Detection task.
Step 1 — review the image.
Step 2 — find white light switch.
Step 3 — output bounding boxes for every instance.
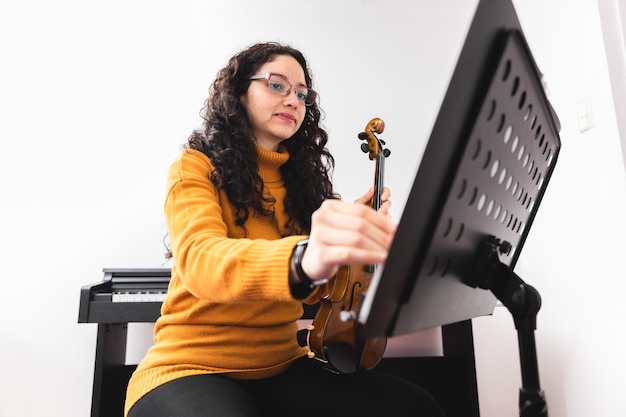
[577,97,595,133]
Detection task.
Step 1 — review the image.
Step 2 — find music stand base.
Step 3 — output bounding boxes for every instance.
[519,387,548,417]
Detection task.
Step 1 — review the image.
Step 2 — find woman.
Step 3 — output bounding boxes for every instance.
[125,41,445,417]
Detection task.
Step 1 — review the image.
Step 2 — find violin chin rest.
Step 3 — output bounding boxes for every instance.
[296,328,309,348]
[325,342,357,374]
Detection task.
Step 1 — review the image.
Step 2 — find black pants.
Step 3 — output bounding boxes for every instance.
[128,357,446,417]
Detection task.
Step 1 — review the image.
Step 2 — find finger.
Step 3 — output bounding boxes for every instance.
[353,187,374,205]
[378,199,392,216]
[380,187,391,202]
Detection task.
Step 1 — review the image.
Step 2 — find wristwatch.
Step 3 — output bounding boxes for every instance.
[293,238,329,289]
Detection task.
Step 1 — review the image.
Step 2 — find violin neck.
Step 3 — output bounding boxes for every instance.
[371,152,385,210]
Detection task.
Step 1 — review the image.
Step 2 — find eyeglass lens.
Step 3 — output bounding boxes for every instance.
[266,74,316,105]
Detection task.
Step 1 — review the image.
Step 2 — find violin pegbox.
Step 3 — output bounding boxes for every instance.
[358,117,390,160]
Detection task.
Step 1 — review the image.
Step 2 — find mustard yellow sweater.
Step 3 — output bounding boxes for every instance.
[124,146,321,416]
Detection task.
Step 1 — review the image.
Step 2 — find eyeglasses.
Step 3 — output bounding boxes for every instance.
[249,73,318,106]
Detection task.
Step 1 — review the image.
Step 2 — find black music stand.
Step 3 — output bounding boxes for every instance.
[357,0,561,416]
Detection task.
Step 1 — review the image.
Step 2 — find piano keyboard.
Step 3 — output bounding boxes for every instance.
[112,291,167,303]
[79,268,171,323]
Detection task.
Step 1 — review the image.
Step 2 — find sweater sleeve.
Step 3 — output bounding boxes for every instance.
[164,149,308,303]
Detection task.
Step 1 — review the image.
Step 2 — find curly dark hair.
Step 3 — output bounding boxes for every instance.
[186,41,339,236]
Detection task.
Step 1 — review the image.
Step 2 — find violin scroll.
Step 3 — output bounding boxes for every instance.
[358,117,391,161]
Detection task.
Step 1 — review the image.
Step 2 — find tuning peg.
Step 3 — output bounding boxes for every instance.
[383,149,391,157]
[360,143,370,153]
[357,132,368,140]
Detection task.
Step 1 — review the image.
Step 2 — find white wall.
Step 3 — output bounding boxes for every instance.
[1,1,624,416]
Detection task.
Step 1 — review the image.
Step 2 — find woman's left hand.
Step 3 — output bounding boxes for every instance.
[354,186,392,217]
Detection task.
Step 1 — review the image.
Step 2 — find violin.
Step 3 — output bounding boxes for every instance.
[300,117,391,374]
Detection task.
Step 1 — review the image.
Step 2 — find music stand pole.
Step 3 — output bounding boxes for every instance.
[469,237,548,417]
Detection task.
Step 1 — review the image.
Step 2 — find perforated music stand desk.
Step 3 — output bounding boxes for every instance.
[357,0,561,416]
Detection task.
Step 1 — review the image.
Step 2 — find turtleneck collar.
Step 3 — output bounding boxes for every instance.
[256,145,290,182]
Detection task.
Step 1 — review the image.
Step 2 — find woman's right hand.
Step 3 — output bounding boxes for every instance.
[300,199,397,283]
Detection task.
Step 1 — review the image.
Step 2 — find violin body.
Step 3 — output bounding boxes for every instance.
[301,118,391,374]
[308,264,387,373]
